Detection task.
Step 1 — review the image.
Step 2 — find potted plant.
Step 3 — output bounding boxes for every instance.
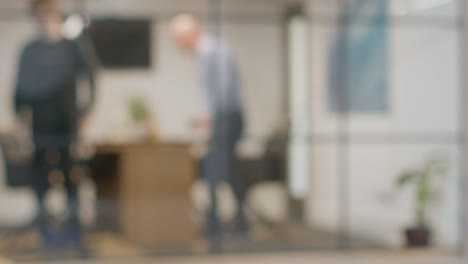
[127,96,158,142]
[395,154,448,247]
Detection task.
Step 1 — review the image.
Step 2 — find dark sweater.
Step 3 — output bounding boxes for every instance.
[14,37,96,146]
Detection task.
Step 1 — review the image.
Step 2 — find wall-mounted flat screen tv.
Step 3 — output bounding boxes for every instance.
[88,19,152,69]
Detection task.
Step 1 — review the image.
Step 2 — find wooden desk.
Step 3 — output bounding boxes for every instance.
[92,142,197,248]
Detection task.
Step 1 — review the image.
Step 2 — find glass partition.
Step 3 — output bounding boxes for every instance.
[0,0,464,261]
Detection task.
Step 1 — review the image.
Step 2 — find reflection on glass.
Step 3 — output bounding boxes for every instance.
[0,0,463,262]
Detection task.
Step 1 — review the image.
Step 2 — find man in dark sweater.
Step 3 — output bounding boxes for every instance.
[14,0,96,247]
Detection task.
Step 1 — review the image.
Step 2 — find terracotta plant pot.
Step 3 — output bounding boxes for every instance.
[405,228,430,247]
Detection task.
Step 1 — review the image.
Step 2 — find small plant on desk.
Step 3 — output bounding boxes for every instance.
[127,96,158,142]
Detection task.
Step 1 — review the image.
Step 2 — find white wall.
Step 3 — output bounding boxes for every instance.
[77,0,287,142]
[306,0,462,249]
[0,0,287,226]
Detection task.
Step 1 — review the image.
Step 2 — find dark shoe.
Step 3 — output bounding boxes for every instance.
[60,228,83,249]
[233,219,250,234]
[40,227,60,249]
[209,233,223,254]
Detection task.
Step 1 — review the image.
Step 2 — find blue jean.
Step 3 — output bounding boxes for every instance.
[34,144,82,247]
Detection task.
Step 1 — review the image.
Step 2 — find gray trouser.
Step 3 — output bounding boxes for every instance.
[204,111,248,237]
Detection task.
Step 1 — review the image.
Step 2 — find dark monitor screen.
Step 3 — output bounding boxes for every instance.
[88,19,152,69]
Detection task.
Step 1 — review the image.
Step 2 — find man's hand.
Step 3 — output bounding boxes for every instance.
[193,117,212,136]
[15,107,32,139]
[15,120,29,140]
[79,116,90,132]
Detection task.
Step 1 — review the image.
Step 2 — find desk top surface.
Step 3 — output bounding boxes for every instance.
[93,141,192,154]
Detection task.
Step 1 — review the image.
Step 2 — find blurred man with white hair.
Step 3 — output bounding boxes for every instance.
[170,14,248,246]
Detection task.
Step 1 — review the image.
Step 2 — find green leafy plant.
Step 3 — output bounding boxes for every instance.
[128,96,150,123]
[395,154,448,229]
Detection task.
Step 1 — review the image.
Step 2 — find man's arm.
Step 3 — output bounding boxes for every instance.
[14,48,27,116]
[197,41,240,129]
[74,33,99,117]
[199,52,218,120]
[207,45,241,114]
